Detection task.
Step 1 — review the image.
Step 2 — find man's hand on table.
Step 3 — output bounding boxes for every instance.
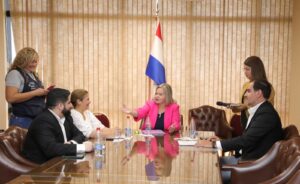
[84,141,94,152]
[196,135,220,148]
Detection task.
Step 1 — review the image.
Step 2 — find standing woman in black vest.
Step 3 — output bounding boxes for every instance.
[5,47,49,128]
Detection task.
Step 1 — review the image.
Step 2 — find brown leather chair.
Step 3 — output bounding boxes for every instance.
[94,112,110,128]
[283,124,299,140]
[229,114,243,137]
[0,126,38,183]
[222,136,300,184]
[287,170,300,184]
[188,105,232,139]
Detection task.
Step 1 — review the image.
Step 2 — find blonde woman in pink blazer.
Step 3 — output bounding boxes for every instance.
[122,83,180,134]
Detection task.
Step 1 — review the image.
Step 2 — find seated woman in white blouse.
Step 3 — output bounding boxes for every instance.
[70,89,112,139]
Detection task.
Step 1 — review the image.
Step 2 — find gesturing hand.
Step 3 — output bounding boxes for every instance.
[122,104,131,114]
[195,140,213,148]
[34,88,49,96]
[168,124,176,134]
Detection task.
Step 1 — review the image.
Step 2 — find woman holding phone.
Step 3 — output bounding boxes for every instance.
[5,47,51,128]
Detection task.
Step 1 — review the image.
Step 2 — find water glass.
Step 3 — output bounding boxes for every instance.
[115,128,121,138]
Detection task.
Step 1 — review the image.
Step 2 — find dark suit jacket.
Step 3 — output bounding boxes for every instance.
[221,101,283,160]
[22,110,86,164]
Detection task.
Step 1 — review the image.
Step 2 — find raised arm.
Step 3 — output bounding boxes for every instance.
[122,104,138,118]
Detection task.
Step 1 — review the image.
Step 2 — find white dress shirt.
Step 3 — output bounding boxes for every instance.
[215,100,265,150]
[71,109,105,138]
[245,101,265,129]
[48,109,85,153]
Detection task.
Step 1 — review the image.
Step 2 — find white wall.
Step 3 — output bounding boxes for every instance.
[0,0,8,129]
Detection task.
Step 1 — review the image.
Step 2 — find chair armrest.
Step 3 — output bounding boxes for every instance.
[222,164,239,171]
[260,159,300,184]
[237,160,254,165]
[1,139,39,167]
[222,158,276,173]
[222,162,274,184]
[15,156,39,167]
[222,160,258,171]
[0,150,36,183]
[221,143,281,184]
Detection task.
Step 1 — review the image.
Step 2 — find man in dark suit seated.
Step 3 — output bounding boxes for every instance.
[22,88,93,164]
[196,80,283,183]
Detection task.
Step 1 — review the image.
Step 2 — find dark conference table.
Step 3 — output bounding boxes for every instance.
[9,131,221,184]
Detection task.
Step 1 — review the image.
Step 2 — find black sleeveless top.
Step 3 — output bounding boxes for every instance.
[154,112,165,131]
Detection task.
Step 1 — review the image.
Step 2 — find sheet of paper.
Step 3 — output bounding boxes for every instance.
[177,140,197,146]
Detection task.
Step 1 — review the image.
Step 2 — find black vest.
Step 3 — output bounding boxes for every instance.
[11,68,46,118]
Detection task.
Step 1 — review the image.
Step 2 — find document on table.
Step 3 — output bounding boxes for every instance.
[141,129,165,136]
[175,137,198,146]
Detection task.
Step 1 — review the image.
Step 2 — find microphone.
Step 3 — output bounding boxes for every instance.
[216,101,231,107]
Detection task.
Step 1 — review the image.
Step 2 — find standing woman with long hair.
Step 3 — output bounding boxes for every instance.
[5,47,49,128]
[230,56,275,128]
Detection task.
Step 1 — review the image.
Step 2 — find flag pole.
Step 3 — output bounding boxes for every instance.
[156,0,159,17]
[147,76,151,101]
[147,0,160,100]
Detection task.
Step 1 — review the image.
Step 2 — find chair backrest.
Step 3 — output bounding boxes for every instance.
[260,137,300,184]
[188,105,232,139]
[229,114,243,137]
[283,124,299,140]
[0,126,37,183]
[2,126,28,154]
[94,113,110,128]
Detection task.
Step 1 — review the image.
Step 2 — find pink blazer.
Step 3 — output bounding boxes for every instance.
[134,100,181,131]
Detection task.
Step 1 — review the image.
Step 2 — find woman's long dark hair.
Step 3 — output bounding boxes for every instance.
[244,56,268,81]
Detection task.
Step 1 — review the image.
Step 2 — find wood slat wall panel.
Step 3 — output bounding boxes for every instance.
[9,0,292,128]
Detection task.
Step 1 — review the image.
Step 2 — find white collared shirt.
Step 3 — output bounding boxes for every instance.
[48,109,85,153]
[216,100,266,150]
[245,100,265,129]
[49,109,67,142]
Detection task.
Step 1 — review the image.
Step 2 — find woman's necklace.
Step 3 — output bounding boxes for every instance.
[158,105,165,118]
